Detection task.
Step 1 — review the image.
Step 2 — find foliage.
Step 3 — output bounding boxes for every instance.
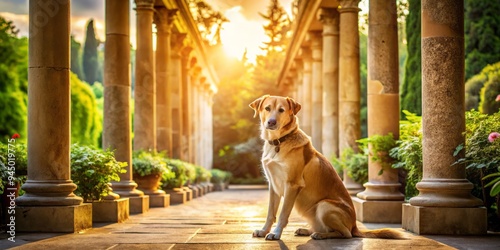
[163,158,188,189]
[479,74,500,114]
[132,151,174,180]
[71,35,85,80]
[195,165,212,183]
[259,0,290,53]
[390,110,423,200]
[70,72,102,146]
[70,144,126,202]
[400,0,422,116]
[454,110,500,231]
[82,19,99,85]
[210,168,232,184]
[358,133,397,174]
[0,141,28,194]
[483,169,500,197]
[214,138,263,179]
[359,32,368,138]
[465,62,500,112]
[0,16,28,140]
[187,0,228,45]
[465,0,500,80]
[331,147,368,185]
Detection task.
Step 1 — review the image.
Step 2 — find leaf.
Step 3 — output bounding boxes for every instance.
[484,176,500,188]
[453,144,464,156]
[490,181,500,197]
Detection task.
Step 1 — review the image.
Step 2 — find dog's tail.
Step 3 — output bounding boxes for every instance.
[352,227,406,239]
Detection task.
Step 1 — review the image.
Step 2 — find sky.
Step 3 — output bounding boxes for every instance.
[0,0,293,62]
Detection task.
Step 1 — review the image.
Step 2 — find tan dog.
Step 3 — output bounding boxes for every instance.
[249,95,403,240]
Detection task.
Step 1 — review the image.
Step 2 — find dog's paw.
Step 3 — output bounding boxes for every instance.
[265,232,281,240]
[310,232,326,240]
[295,228,311,236]
[252,229,268,237]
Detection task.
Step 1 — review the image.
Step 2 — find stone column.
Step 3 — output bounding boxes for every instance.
[338,0,364,195]
[294,60,303,124]
[15,0,92,232]
[310,31,323,152]
[319,8,340,160]
[189,65,201,164]
[300,49,312,136]
[170,33,186,159]
[103,0,148,215]
[155,7,176,156]
[353,0,404,223]
[402,0,486,235]
[181,47,193,162]
[134,0,156,152]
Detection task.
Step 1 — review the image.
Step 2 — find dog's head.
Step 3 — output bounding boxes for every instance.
[249,95,301,131]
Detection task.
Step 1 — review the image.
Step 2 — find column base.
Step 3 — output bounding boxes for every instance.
[352,197,402,223]
[196,184,205,196]
[149,194,170,207]
[182,187,193,201]
[189,185,200,198]
[402,203,487,235]
[15,204,92,233]
[129,195,150,214]
[213,183,225,191]
[92,198,129,223]
[165,189,186,205]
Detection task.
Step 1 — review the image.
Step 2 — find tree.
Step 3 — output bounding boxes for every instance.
[465,0,500,80]
[71,35,85,80]
[82,19,99,85]
[70,72,102,147]
[400,0,421,116]
[187,0,228,45]
[0,16,28,140]
[259,0,290,53]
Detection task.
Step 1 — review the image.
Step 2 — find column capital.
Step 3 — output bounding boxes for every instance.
[135,0,154,10]
[171,32,187,54]
[154,7,177,33]
[339,0,360,13]
[318,7,340,26]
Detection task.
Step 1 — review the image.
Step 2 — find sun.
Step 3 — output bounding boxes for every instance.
[219,6,266,63]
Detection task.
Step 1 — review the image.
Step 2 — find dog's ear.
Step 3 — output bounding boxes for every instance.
[249,95,269,118]
[286,97,301,115]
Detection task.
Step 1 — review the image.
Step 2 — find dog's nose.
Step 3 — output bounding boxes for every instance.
[267,119,277,127]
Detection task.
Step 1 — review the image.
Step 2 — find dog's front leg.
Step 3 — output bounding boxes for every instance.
[253,185,280,237]
[265,183,301,240]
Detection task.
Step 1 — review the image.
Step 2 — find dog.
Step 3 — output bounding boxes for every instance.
[249,95,403,240]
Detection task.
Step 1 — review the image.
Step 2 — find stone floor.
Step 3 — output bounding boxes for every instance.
[1,185,499,250]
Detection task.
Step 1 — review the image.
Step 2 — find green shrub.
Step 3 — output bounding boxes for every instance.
[210,168,232,184]
[70,144,126,202]
[390,110,423,200]
[195,165,212,184]
[357,133,397,175]
[479,74,500,115]
[132,151,174,179]
[163,159,188,189]
[332,146,368,185]
[0,141,27,194]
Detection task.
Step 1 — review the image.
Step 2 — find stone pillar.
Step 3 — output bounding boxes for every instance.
[134,0,156,152]
[155,7,176,156]
[319,8,340,160]
[300,49,312,136]
[189,65,201,164]
[103,0,147,215]
[294,60,304,124]
[310,31,323,152]
[338,0,364,195]
[15,0,92,232]
[353,0,404,223]
[181,47,193,162]
[402,0,486,235]
[170,33,186,159]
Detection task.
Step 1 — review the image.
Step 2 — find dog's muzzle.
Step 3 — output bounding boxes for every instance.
[266,118,278,130]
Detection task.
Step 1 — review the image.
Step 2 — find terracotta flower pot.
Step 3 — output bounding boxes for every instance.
[133,174,165,195]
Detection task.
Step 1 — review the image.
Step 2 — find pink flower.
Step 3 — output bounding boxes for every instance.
[488,132,500,143]
[496,95,500,102]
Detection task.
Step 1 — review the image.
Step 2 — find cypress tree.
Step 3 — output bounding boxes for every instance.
[71,35,85,80]
[465,0,500,80]
[82,19,98,85]
[400,0,421,116]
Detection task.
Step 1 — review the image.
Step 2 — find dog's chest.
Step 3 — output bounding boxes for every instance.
[262,150,289,197]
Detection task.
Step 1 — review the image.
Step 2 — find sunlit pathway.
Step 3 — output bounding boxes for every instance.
[1,186,499,249]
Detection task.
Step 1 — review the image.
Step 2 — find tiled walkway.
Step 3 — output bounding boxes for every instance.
[1,185,499,249]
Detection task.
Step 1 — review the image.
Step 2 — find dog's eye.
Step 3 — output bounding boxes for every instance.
[265,106,271,111]
[278,108,285,113]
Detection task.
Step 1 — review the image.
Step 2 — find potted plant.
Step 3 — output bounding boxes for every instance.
[132,151,174,196]
[70,144,126,202]
[210,168,231,191]
[162,158,188,204]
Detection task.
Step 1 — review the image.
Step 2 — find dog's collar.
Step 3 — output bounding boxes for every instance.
[268,129,296,153]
